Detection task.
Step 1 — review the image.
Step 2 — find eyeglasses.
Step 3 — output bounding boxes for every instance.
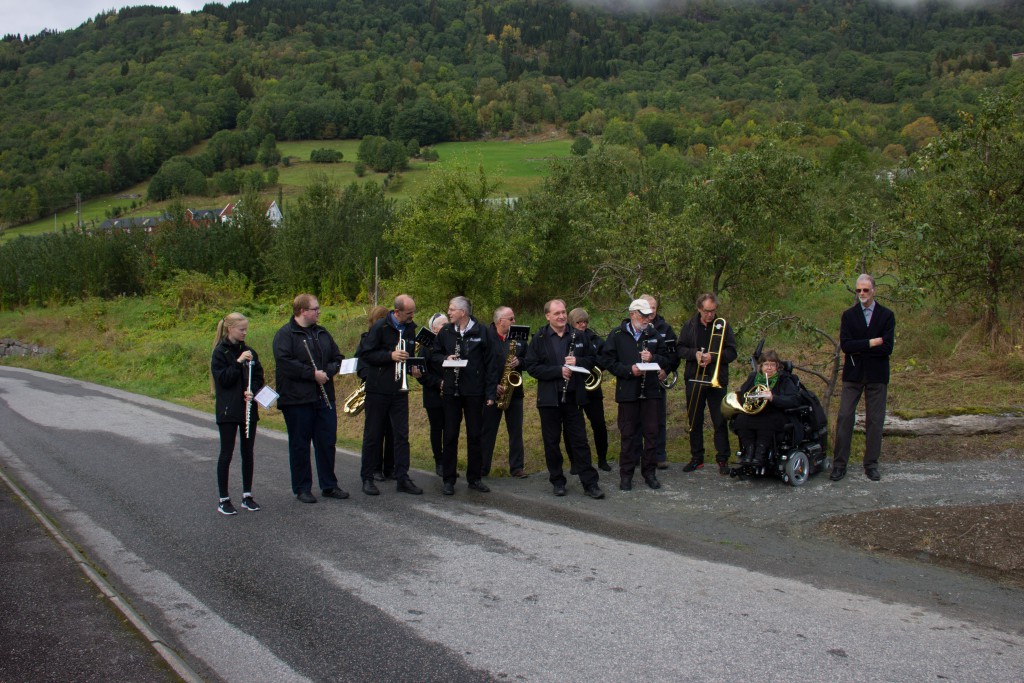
[855,288,872,294]
[500,317,515,322]
[306,306,321,312]
[700,308,717,315]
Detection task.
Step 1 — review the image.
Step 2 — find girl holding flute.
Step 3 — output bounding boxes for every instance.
[211,312,265,515]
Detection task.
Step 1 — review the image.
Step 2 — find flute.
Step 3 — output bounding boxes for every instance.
[302,338,334,410]
[245,359,253,438]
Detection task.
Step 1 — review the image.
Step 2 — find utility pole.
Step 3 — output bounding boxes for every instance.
[75,193,82,229]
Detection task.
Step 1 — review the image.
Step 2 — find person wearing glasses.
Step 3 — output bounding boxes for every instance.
[732,349,801,467]
[273,294,348,504]
[481,306,528,478]
[567,308,610,472]
[830,274,895,482]
[676,292,738,475]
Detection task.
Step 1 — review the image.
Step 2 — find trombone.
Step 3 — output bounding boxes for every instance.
[686,317,726,432]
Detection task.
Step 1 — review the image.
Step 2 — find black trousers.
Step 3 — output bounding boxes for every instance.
[617,399,660,477]
[539,403,598,488]
[685,382,731,463]
[580,388,609,462]
[217,422,255,498]
[442,394,484,484]
[734,410,786,450]
[360,392,411,483]
[481,393,525,475]
[281,402,338,495]
[833,381,888,471]
[370,420,395,477]
[425,405,445,466]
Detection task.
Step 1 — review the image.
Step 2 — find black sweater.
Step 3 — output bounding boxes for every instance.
[211,340,265,424]
[523,324,594,407]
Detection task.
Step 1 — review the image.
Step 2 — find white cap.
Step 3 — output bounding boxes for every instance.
[628,299,653,315]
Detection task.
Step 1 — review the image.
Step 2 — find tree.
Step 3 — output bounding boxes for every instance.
[894,83,1024,335]
[257,134,281,167]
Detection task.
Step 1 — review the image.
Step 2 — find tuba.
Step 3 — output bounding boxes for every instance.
[496,340,523,411]
[343,381,366,415]
[721,383,770,419]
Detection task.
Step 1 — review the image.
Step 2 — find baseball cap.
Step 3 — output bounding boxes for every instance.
[628,299,653,315]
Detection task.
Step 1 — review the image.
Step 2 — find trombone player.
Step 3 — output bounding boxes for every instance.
[355,294,424,496]
[677,292,737,475]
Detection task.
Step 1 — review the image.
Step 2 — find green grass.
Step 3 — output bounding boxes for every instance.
[2,137,572,242]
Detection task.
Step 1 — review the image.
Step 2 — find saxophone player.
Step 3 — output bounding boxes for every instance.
[354,294,424,496]
[481,307,528,478]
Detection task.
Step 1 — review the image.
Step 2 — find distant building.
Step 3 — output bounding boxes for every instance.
[96,216,160,232]
[1013,52,1024,62]
[219,199,283,227]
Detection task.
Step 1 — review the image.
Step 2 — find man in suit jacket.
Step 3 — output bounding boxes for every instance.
[830,274,896,482]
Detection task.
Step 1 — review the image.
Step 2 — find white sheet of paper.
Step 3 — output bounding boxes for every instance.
[443,359,469,368]
[254,385,279,409]
[636,362,662,372]
[339,358,359,375]
[565,365,591,374]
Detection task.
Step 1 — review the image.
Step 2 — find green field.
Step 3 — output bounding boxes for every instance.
[2,137,572,243]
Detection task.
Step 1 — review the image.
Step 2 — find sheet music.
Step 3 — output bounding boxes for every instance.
[442,359,469,368]
[636,362,662,372]
[565,365,592,374]
[339,358,359,375]
[254,385,279,409]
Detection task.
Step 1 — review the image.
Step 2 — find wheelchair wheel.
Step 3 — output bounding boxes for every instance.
[785,451,810,487]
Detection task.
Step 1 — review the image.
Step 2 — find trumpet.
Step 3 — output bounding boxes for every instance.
[395,338,409,392]
[343,381,366,415]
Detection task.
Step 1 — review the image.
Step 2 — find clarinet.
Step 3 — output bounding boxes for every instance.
[638,338,650,400]
[302,338,334,411]
[561,329,577,404]
[453,337,462,398]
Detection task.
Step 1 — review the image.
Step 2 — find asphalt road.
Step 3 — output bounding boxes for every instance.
[1,365,1022,682]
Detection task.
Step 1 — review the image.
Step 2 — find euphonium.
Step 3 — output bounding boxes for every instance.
[495,340,523,411]
[343,381,366,415]
[721,383,770,419]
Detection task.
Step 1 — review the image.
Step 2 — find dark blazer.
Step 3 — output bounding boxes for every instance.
[272,318,343,407]
[839,302,895,384]
[524,324,594,407]
[601,320,672,403]
[356,314,418,395]
[211,340,265,424]
[677,313,738,388]
[735,369,802,413]
[429,317,498,400]
[487,323,527,400]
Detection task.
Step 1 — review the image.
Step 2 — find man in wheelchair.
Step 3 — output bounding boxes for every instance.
[724,349,830,486]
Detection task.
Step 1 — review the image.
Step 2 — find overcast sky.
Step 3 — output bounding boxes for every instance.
[1,1,238,38]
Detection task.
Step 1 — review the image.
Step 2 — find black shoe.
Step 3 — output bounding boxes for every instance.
[296,491,317,504]
[553,484,567,496]
[467,480,490,493]
[218,499,238,515]
[619,475,633,491]
[752,444,769,467]
[372,471,386,482]
[397,478,423,495]
[597,461,612,472]
[717,461,730,475]
[682,460,704,473]
[442,481,455,496]
[865,467,881,481]
[829,467,847,482]
[510,469,529,478]
[361,480,380,496]
[322,487,350,500]
[643,474,661,490]
[240,495,261,511]
[656,461,669,470]
[584,484,605,499]
[740,444,755,464]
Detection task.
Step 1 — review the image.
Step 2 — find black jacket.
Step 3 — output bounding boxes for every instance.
[677,313,738,388]
[601,319,672,402]
[415,336,444,409]
[356,314,418,395]
[524,324,594,407]
[272,318,343,407]
[735,369,802,413]
[840,302,895,384]
[648,314,681,373]
[211,340,265,424]
[488,323,527,400]
[429,317,498,400]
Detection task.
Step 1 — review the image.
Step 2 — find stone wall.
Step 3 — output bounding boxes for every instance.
[0,339,52,357]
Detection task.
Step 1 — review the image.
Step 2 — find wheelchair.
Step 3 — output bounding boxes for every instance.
[726,367,831,486]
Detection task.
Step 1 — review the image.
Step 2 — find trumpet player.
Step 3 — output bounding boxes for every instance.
[601,299,669,491]
[481,306,528,478]
[273,294,347,504]
[733,349,801,467]
[429,296,498,495]
[524,299,604,499]
[677,292,738,475]
[355,294,424,496]
[640,294,679,471]
[567,308,610,472]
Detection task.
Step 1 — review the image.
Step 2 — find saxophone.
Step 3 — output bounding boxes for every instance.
[495,340,523,411]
